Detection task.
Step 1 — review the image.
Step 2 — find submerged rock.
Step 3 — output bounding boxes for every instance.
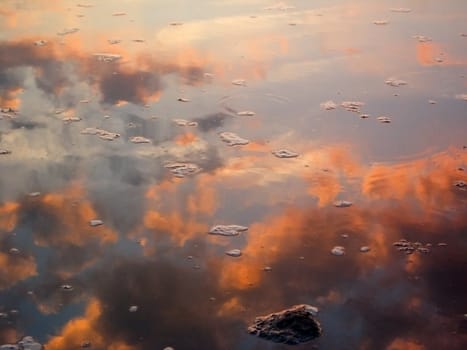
[248,304,322,345]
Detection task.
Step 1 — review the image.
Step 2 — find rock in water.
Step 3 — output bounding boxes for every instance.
[248,304,322,345]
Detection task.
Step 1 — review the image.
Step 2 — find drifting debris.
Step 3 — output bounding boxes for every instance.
[81,127,120,141]
[93,53,122,62]
[209,225,248,236]
[390,8,411,13]
[455,94,467,101]
[132,39,145,43]
[264,2,296,11]
[165,162,201,178]
[112,12,126,16]
[320,100,337,110]
[232,79,247,86]
[177,97,190,102]
[225,249,242,257]
[272,149,299,158]
[373,20,389,25]
[60,284,74,292]
[413,35,432,42]
[62,115,81,123]
[333,200,352,208]
[248,304,322,345]
[360,246,371,253]
[331,246,345,256]
[385,78,408,87]
[219,132,249,146]
[236,111,256,116]
[34,40,47,46]
[108,39,121,45]
[129,305,138,312]
[57,28,79,36]
[173,119,198,127]
[129,136,151,144]
[393,239,432,255]
[377,116,392,123]
[341,101,365,113]
[89,219,104,227]
[0,149,11,155]
[454,180,466,189]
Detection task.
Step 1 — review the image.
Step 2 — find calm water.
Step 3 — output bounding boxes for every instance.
[1,1,467,349]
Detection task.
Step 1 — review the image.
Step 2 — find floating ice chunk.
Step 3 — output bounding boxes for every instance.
[219,132,249,146]
[108,39,121,45]
[164,162,201,178]
[93,53,121,62]
[385,78,408,87]
[232,79,247,86]
[173,119,198,127]
[272,149,299,158]
[225,249,242,257]
[89,219,103,227]
[264,2,295,10]
[331,246,345,256]
[60,284,73,291]
[81,127,120,140]
[334,200,352,208]
[112,12,126,16]
[320,100,337,110]
[34,40,47,46]
[377,116,392,123]
[209,225,248,236]
[0,149,11,155]
[413,35,432,42]
[390,8,411,13]
[129,305,138,312]
[129,136,151,144]
[237,111,256,116]
[455,94,467,101]
[57,28,79,35]
[248,304,322,345]
[373,20,389,25]
[341,101,365,113]
[177,97,190,102]
[454,180,466,188]
[360,246,371,253]
[62,115,81,122]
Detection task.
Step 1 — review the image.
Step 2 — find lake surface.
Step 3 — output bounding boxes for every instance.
[1,1,467,349]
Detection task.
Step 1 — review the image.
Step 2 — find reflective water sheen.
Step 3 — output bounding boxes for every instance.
[1,1,467,349]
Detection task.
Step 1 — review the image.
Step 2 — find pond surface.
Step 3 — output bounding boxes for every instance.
[1,1,467,349]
